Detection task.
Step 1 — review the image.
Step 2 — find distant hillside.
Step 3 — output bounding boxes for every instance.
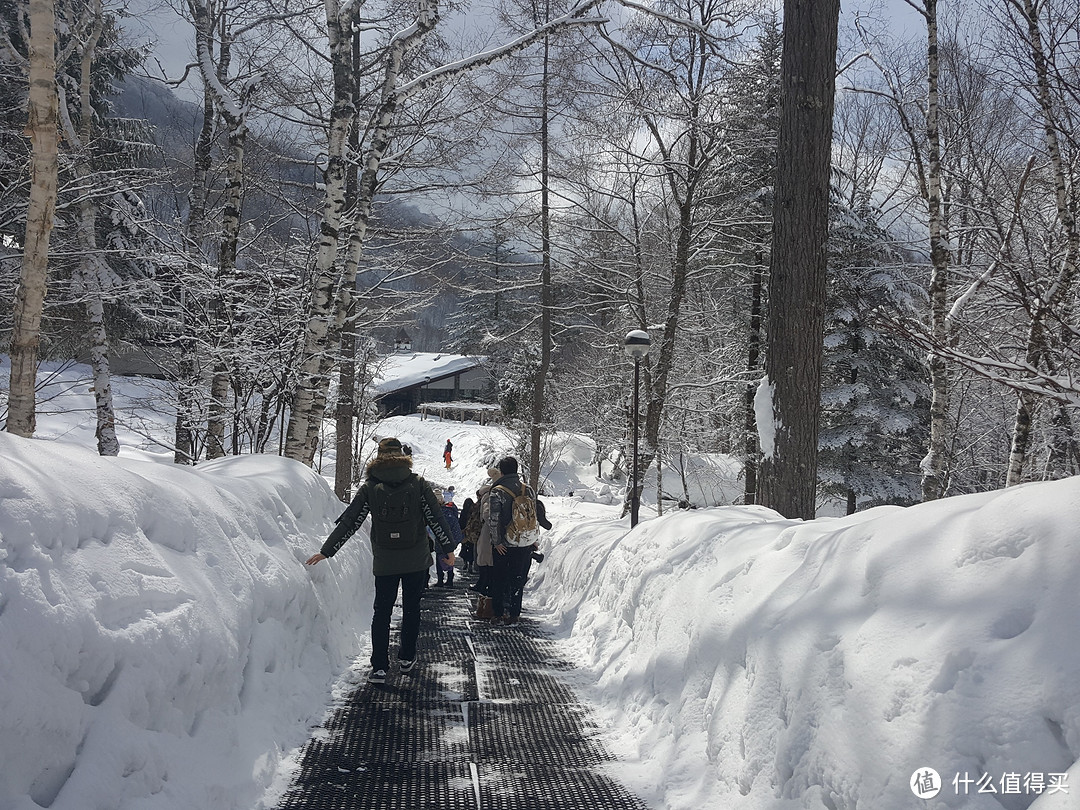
[106,76,494,352]
[108,75,202,161]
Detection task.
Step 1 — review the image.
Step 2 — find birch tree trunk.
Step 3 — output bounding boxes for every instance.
[298,0,442,463]
[758,0,841,519]
[174,84,216,464]
[334,28,362,501]
[7,0,58,438]
[205,363,231,458]
[190,0,250,460]
[205,124,247,459]
[62,0,118,455]
[334,301,356,499]
[654,448,663,516]
[742,254,763,504]
[1004,0,1079,486]
[283,0,359,464]
[920,0,951,501]
[286,0,604,465]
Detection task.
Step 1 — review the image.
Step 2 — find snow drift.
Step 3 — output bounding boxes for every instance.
[0,432,368,810]
[3,391,1080,810]
[531,485,1080,810]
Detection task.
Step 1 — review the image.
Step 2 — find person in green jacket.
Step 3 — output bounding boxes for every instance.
[306,437,455,683]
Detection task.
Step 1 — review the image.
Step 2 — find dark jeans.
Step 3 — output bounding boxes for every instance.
[475,564,494,595]
[491,546,533,618]
[371,569,428,670]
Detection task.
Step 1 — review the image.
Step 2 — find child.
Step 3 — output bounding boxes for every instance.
[458,496,477,573]
[436,489,463,587]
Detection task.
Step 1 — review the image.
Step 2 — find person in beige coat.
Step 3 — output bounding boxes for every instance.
[471,468,499,618]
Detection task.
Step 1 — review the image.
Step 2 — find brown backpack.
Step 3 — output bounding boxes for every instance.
[494,485,541,547]
[463,504,483,544]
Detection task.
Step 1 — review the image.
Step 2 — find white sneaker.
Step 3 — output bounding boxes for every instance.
[369,669,387,684]
[399,659,415,673]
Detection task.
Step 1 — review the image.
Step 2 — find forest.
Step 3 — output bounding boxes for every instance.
[1,0,1078,517]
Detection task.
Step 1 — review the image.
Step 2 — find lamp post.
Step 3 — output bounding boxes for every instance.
[624,329,651,527]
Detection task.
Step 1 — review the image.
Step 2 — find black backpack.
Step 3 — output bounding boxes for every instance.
[370,477,420,549]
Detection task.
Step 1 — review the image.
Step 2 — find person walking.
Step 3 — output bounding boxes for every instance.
[306,437,455,683]
[436,489,463,587]
[487,456,541,625]
[470,469,500,618]
[443,439,453,470]
[458,496,477,572]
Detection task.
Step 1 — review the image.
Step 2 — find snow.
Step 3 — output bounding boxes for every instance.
[372,351,482,394]
[754,374,777,459]
[2,360,1079,810]
[530,495,1080,809]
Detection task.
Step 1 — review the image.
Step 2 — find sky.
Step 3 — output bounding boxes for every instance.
[122,0,929,103]
[2,359,1080,810]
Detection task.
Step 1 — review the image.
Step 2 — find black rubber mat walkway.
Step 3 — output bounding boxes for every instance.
[276,571,649,810]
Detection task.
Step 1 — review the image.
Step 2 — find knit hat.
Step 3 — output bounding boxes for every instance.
[378,437,404,456]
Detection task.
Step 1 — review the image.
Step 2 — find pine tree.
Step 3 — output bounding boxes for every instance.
[818,203,928,513]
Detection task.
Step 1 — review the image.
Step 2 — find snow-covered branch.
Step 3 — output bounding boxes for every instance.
[611,0,723,36]
[883,313,1080,404]
[945,153,1036,332]
[395,0,608,99]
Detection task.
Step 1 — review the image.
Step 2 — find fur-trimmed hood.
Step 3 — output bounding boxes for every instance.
[365,453,414,484]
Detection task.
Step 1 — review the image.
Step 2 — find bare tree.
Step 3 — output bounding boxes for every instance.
[1000,0,1079,486]
[6,0,58,437]
[57,0,119,454]
[285,0,605,466]
[853,2,1080,492]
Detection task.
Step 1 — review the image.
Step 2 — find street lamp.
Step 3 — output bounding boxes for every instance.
[624,329,651,527]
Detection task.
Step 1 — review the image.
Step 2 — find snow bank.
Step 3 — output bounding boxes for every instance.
[531,482,1080,810]
[6,365,1080,810]
[0,432,370,810]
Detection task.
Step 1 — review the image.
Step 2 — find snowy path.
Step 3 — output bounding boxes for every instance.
[274,572,649,809]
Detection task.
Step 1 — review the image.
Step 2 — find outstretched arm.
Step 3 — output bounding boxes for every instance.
[307,486,371,564]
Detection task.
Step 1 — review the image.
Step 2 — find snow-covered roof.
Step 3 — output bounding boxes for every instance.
[372,351,484,395]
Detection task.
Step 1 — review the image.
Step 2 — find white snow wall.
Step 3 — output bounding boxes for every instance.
[531,490,1080,810]
[0,433,371,810]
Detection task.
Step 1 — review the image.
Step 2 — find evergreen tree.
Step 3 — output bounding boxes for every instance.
[818,203,929,512]
[445,225,519,356]
[1,0,154,350]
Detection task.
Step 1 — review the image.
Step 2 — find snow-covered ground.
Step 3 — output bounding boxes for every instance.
[2,361,1079,810]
